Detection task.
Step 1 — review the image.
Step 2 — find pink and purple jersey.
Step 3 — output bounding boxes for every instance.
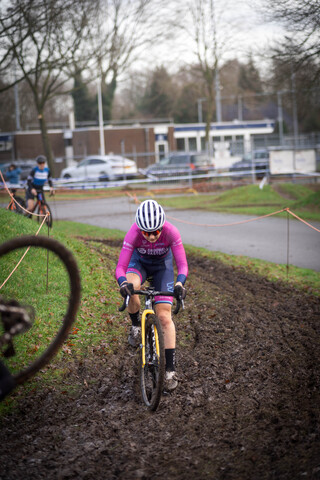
[115,221,188,286]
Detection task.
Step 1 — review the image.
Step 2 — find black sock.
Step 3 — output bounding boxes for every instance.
[165,348,176,372]
[129,311,140,327]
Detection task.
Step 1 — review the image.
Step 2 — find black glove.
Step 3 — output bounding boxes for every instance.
[120,281,134,298]
[174,284,186,300]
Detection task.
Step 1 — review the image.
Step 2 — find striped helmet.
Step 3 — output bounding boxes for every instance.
[135,200,166,232]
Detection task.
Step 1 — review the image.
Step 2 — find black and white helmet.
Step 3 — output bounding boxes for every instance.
[135,200,166,232]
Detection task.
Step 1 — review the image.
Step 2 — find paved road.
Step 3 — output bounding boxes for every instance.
[51,197,320,271]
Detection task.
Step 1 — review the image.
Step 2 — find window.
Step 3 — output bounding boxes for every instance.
[169,155,188,165]
[176,138,185,151]
[88,159,106,165]
[78,159,90,167]
[188,137,197,151]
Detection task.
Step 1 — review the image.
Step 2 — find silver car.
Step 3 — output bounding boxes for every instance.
[61,155,137,181]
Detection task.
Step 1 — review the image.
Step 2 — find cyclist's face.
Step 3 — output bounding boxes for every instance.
[141,230,162,243]
[38,162,45,170]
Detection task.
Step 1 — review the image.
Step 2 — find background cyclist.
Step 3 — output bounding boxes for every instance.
[26,155,54,212]
[115,199,188,392]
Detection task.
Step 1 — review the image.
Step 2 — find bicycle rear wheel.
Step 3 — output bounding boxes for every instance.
[9,196,26,215]
[140,313,165,411]
[0,235,81,384]
[37,202,52,228]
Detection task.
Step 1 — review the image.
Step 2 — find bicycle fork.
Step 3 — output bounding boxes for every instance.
[141,309,160,367]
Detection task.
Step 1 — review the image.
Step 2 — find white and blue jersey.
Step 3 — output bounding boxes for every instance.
[27,166,53,190]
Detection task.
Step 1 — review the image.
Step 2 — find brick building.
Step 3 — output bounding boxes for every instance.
[0,120,274,177]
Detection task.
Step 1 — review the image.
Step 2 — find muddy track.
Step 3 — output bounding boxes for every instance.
[1,247,320,480]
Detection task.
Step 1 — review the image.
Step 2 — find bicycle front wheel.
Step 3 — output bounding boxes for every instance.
[0,235,81,384]
[140,314,165,411]
[37,202,52,228]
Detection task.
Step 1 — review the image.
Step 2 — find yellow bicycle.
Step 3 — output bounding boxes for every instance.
[119,286,183,411]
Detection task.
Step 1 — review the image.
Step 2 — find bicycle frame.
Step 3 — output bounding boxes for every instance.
[119,287,183,410]
[120,288,183,365]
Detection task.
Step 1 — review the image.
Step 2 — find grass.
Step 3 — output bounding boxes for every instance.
[155,183,320,222]
[0,184,319,413]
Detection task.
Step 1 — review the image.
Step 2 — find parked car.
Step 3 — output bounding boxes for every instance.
[229,149,269,179]
[144,152,215,178]
[0,160,37,182]
[60,155,138,181]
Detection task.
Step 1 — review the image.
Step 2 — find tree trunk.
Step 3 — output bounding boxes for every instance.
[37,113,55,174]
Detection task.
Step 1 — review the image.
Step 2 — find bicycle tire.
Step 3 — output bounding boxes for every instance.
[140,313,165,411]
[0,235,81,384]
[8,196,26,215]
[37,202,52,228]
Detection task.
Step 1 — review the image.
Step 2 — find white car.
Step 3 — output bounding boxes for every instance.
[61,155,137,181]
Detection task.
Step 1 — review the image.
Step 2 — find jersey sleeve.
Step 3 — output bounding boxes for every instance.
[115,225,138,286]
[167,223,188,285]
[27,168,35,189]
[47,169,53,187]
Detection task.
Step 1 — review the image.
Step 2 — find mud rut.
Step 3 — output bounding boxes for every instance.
[1,245,320,480]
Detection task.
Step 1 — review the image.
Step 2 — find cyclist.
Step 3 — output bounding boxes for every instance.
[115,199,188,392]
[26,155,54,212]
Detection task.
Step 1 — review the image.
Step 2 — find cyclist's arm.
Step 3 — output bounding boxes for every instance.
[168,226,188,285]
[115,225,138,285]
[27,168,35,190]
[47,169,53,188]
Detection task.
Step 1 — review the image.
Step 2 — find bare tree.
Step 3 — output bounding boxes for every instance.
[174,0,243,145]
[262,0,320,84]
[0,0,95,170]
[77,0,167,122]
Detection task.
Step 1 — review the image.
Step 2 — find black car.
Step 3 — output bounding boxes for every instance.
[144,152,215,178]
[229,149,269,179]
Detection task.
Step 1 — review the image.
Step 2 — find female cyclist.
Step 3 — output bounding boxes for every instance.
[115,199,188,391]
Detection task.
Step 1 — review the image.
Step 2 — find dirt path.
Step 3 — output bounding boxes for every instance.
[1,251,320,480]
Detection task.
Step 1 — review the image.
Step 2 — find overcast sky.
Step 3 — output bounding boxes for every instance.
[138,0,284,76]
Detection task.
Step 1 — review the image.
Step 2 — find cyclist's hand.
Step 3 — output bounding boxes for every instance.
[31,188,37,196]
[174,283,186,300]
[49,188,55,196]
[120,281,134,298]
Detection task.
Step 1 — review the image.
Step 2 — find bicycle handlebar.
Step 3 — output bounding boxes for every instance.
[118,289,184,315]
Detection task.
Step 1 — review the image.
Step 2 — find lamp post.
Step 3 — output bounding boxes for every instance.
[277,91,284,146]
[97,78,105,155]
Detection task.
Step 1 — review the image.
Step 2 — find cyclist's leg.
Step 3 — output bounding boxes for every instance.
[26,188,35,214]
[126,251,147,316]
[155,303,175,349]
[152,258,178,390]
[126,272,142,314]
[152,255,175,349]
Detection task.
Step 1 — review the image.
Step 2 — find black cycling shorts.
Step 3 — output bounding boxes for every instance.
[127,250,174,305]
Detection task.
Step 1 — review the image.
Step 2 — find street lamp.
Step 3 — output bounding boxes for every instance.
[97,78,105,155]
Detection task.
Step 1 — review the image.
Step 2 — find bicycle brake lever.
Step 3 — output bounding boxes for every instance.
[118,294,131,312]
